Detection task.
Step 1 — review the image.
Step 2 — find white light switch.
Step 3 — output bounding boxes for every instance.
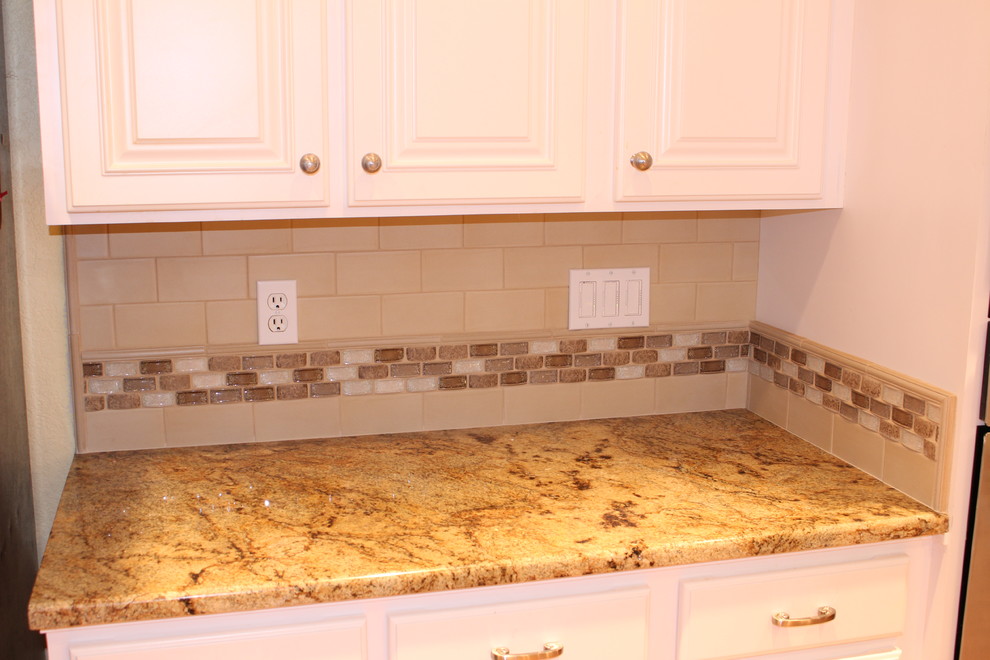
[568,268,650,330]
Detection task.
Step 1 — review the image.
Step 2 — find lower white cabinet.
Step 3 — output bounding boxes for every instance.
[41,539,935,660]
[388,588,648,660]
[677,555,909,660]
[54,617,366,660]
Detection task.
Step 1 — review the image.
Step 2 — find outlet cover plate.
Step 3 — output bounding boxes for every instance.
[568,268,650,330]
[257,280,298,345]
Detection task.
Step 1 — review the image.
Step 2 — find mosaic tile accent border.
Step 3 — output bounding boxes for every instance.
[81,329,752,414]
[749,324,943,461]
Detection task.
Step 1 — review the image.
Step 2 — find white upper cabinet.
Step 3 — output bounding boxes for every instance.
[53,0,328,213]
[616,0,839,204]
[346,0,589,206]
[34,0,852,224]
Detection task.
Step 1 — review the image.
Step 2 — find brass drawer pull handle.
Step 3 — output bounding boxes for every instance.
[491,642,563,659]
[772,605,836,627]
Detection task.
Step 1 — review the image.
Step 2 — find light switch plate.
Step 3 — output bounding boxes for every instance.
[568,268,650,330]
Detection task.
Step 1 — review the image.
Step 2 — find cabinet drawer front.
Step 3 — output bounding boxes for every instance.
[389,587,649,660]
[66,617,366,660]
[677,555,909,660]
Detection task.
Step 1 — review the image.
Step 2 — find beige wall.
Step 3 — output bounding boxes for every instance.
[757,2,990,658]
[4,0,75,559]
[68,212,759,353]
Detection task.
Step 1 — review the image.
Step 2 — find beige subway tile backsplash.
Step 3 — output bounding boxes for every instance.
[77,259,158,305]
[422,248,503,292]
[545,213,622,245]
[291,218,380,253]
[380,216,463,250]
[582,244,659,277]
[463,214,545,247]
[202,220,293,255]
[465,290,545,332]
[621,212,698,244]
[157,256,247,302]
[696,211,761,242]
[504,246,582,289]
[109,222,203,258]
[660,243,734,282]
[115,303,207,349]
[248,253,336,297]
[299,296,382,341]
[337,251,421,295]
[382,292,465,336]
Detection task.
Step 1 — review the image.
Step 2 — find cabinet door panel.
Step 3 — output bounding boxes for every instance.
[58,0,327,211]
[617,0,832,201]
[388,587,648,660]
[65,617,366,660]
[348,0,588,205]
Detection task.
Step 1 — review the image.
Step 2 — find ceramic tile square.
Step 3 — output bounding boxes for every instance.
[696,282,757,322]
[248,253,336,297]
[544,213,622,245]
[660,243,733,282]
[422,248,503,292]
[382,292,465,336]
[157,256,247,302]
[340,392,424,436]
[655,373,727,414]
[253,398,341,443]
[582,245,659,278]
[163,403,256,447]
[114,303,207,349]
[696,211,761,242]
[465,290,545,332]
[463,214,545,247]
[202,220,292,255]
[299,296,382,341]
[503,246,582,288]
[69,226,110,259]
[83,408,166,452]
[336,251,421,295]
[108,223,203,258]
[380,216,463,250]
[206,301,257,346]
[79,306,115,351]
[423,389,504,431]
[620,212,697,244]
[291,218,380,252]
[650,284,697,324]
[77,259,158,305]
[503,383,581,424]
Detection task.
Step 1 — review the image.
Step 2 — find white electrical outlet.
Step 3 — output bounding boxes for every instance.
[568,268,650,330]
[257,280,298,345]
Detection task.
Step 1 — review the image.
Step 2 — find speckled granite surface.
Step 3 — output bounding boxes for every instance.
[28,410,947,630]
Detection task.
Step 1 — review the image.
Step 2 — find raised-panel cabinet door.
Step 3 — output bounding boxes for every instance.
[57,0,328,211]
[617,0,833,202]
[347,0,588,206]
[61,618,366,660]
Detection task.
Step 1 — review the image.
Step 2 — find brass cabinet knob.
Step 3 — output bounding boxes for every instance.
[630,151,653,171]
[299,153,321,174]
[361,153,383,174]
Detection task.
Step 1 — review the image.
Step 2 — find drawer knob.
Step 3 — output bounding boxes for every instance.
[299,153,321,174]
[491,642,563,660]
[772,605,836,627]
[361,152,383,174]
[629,151,653,171]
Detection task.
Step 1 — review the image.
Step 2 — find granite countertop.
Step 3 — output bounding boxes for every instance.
[28,410,948,631]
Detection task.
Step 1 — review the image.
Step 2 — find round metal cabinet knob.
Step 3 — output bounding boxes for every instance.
[299,153,321,174]
[361,152,383,174]
[630,151,653,171]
